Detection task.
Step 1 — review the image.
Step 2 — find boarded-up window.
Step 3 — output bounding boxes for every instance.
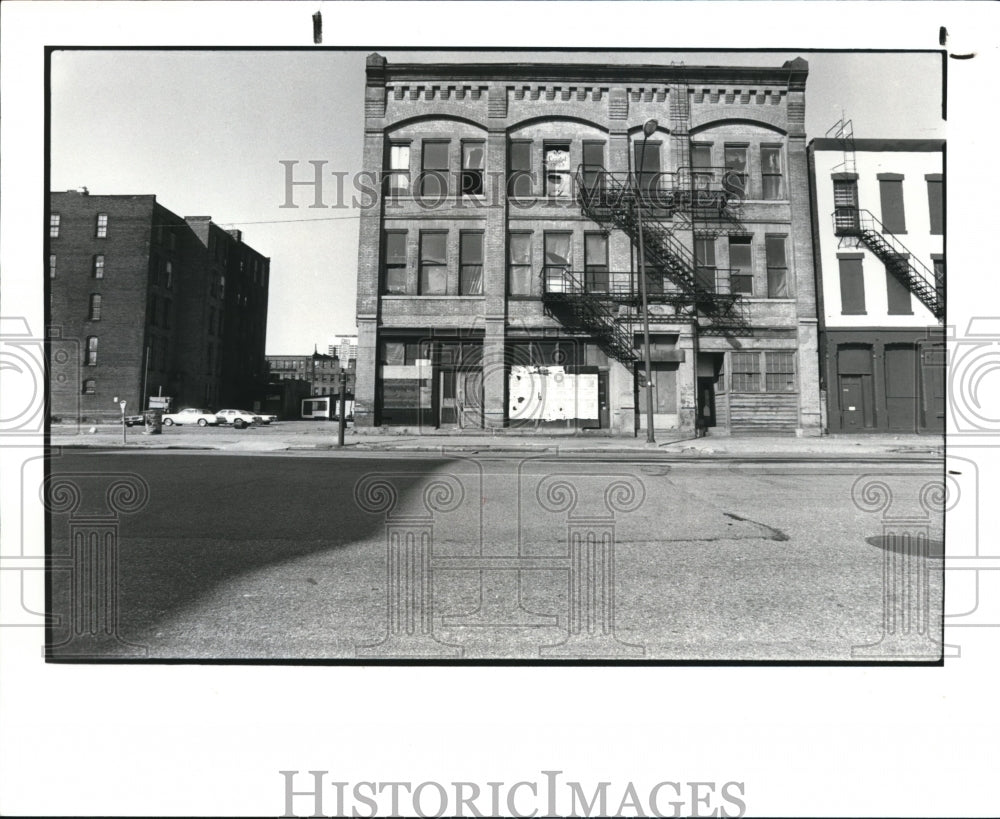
[926,175,943,235]
[508,234,532,296]
[878,176,906,233]
[766,235,789,298]
[839,256,866,314]
[419,232,448,295]
[460,232,483,295]
[885,266,913,315]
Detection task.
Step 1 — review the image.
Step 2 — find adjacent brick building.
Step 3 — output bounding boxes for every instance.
[265,350,356,399]
[354,54,822,435]
[48,191,270,422]
[808,137,945,433]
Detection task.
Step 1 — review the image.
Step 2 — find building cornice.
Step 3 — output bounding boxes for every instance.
[810,138,945,152]
[367,54,808,89]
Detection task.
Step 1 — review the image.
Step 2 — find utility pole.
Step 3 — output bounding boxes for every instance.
[636,118,659,444]
[337,370,347,448]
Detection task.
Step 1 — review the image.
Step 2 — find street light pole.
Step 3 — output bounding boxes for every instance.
[635,118,658,444]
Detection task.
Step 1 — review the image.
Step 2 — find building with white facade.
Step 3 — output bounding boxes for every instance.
[808,137,944,433]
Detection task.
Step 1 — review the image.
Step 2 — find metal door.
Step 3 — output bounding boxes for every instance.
[598,371,610,429]
[840,375,867,431]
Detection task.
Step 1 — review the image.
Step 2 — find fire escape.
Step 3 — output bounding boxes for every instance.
[833,208,944,320]
[541,80,751,369]
[826,116,944,320]
[541,160,751,368]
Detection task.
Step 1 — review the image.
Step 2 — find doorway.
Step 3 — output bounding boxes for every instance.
[439,370,458,427]
[839,375,871,431]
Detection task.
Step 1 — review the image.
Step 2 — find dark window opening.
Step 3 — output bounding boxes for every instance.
[419,232,448,295]
[460,232,484,295]
[765,235,789,298]
[461,143,485,196]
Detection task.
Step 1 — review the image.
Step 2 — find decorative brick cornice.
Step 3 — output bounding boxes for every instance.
[380,57,809,89]
[693,88,786,105]
[608,88,628,121]
[488,85,507,118]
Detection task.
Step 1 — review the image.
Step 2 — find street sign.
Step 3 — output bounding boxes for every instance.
[148,396,171,409]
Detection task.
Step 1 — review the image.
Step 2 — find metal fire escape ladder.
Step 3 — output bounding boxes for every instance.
[833,208,944,320]
[576,165,752,335]
[541,267,638,365]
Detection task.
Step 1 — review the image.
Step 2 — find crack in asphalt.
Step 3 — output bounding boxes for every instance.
[723,511,791,542]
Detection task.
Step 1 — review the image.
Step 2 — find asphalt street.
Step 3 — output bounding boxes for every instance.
[45,450,945,661]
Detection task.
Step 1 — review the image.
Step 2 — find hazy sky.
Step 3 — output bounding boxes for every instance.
[50,49,944,354]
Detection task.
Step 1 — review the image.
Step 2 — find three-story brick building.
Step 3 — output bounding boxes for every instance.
[355,54,822,435]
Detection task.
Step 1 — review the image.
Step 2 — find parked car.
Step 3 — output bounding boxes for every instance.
[215,409,263,429]
[124,414,145,427]
[161,407,220,426]
[258,413,278,424]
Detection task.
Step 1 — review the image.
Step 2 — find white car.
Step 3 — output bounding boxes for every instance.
[215,409,262,429]
[161,407,220,427]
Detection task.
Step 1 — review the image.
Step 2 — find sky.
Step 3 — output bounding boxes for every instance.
[49,49,944,354]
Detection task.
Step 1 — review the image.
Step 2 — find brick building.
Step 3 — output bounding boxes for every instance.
[354,54,822,435]
[48,191,270,422]
[809,136,945,433]
[265,350,356,398]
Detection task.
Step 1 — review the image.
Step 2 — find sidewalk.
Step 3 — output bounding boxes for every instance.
[46,421,944,459]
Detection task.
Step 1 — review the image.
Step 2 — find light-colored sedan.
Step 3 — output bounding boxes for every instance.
[161,407,220,427]
[215,409,263,429]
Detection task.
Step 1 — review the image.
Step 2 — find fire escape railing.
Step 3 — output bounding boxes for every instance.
[540,266,638,363]
[833,207,944,319]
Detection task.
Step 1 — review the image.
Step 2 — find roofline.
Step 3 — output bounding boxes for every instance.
[368,53,808,89]
[809,138,945,152]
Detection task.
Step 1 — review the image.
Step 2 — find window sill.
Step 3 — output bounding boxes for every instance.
[841,311,868,316]
[382,294,485,299]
